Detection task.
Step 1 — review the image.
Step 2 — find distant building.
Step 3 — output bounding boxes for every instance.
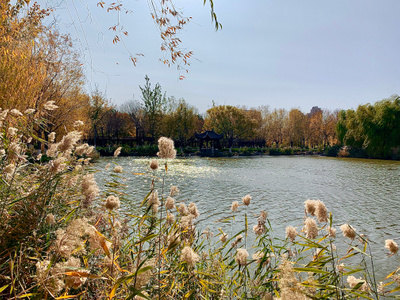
[308,106,322,117]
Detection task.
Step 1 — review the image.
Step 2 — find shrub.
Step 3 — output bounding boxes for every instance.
[282,147,294,155]
[239,147,252,155]
[325,145,341,157]
[268,148,281,156]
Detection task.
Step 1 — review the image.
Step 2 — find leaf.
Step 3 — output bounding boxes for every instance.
[94,230,111,257]
[340,252,358,260]
[64,271,103,279]
[140,190,152,207]
[350,245,371,257]
[135,266,153,276]
[16,293,40,298]
[59,208,77,222]
[54,291,86,299]
[109,283,118,299]
[0,285,9,293]
[184,289,194,298]
[386,269,398,279]
[389,285,400,293]
[135,234,157,245]
[344,268,364,275]
[293,267,329,274]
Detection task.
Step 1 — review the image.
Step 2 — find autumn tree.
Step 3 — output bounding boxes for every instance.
[287,108,306,147]
[240,107,264,143]
[88,90,111,146]
[120,99,146,143]
[0,2,91,141]
[163,99,201,147]
[140,75,167,142]
[100,109,134,140]
[203,105,258,151]
[262,108,288,147]
[321,109,339,146]
[307,107,323,148]
[34,31,90,130]
[0,1,48,112]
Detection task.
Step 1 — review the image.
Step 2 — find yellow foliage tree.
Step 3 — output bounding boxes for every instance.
[204,105,258,150]
[0,1,91,142]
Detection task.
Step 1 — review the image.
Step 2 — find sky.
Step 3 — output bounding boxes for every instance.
[37,0,400,114]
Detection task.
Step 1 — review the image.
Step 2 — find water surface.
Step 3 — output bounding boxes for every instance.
[95,155,400,279]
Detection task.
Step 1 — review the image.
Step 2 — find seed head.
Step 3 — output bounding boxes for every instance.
[337,263,345,272]
[114,147,122,157]
[105,195,120,210]
[58,131,81,153]
[24,108,35,114]
[304,217,319,239]
[10,109,23,116]
[157,137,176,159]
[385,239,399,254]
[44,100,59,110]
[253,224,266,236]
[113,165,123,173]
[347,276,363,289]
[231,201,239,212]
[327,226,336,238]
[285,226,297,242]
[73,120,84,127]
[181,246,199,267]
[166,213,175,224]
[304,199,317,216]
[315,200,328,223]
[3,163,15,175]
[8,127,18,137]
[179,202,189,216]
[148,190,160,207]
[150,159,159,170]
[165,196,175,210]
[235,248,249,266]
[48,132,56,143]
[242,194,251,206]
[188,202,200,219]
[340,224,356,239]
[220,232,228,243]
[170,185,179,196]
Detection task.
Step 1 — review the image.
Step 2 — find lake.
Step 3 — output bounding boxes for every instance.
[95,155,400,279]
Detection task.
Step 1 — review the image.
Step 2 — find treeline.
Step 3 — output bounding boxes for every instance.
[337,95,400,159]
[203,105,338,149]
[89,94,340,150]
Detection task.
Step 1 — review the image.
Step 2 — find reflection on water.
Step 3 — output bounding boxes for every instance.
[95,156,400,279]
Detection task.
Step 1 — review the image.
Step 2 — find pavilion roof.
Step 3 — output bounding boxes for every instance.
[195,130,223,140]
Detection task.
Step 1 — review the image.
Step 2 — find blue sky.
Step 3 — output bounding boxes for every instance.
[39,0,400,113]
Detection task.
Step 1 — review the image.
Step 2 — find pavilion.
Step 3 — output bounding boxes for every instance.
[195,130,223,155]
